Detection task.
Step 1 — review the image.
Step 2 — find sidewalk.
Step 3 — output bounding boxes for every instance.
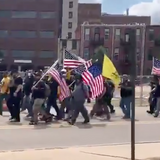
[0,143,160,160]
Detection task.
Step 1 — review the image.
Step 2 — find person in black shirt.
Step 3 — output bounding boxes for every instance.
[21,72,34,117]
[29,73,49,125]
[119,75,132,119]
[7,71,23,122]
[46,77,60,119]
[104,79,115,113]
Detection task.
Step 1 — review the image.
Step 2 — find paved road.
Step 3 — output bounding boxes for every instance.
[0,107,160,152]
[0,122,160,151]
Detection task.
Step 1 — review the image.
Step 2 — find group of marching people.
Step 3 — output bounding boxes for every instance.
[0,68,120,125]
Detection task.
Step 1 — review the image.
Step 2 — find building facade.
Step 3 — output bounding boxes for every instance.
[144,25,160,75]
[0,0,61,70]
[0,0,156,74]
[58,0,79,59]
[76,23,160,75]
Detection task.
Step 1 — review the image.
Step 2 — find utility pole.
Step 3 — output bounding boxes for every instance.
[120,28,136,160]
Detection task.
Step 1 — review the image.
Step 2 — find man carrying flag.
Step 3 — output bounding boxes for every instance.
[47,62,70,102]
[68,74,90,125]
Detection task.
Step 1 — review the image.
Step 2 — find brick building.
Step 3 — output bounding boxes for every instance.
[76,3,152,75]
[0,0,61,70]
[0,0,155,74]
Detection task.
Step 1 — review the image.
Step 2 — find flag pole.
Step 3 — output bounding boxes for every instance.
[62,47,65,69]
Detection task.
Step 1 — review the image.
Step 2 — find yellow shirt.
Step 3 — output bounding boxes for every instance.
[1,77,10,94]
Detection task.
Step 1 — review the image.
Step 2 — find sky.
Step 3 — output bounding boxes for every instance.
[79,0,160,24]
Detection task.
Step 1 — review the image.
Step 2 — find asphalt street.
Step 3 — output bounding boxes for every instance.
[0,123,160,151]
[0,106,160,152]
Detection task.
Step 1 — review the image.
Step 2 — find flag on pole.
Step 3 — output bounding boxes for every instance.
[47,62,70,101]
[75,61,104,98]
[152,57,160,75]
[64,50,85,68]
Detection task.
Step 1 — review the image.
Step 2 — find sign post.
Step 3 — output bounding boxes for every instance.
[120,28,136,160]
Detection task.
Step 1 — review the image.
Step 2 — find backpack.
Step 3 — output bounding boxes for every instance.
[81,83,91,98]
[45,83,51,97]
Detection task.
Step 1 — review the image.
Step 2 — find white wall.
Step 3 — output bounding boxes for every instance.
[61,0,78,39]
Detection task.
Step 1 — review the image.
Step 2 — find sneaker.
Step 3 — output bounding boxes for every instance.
[146,110,153,114]
[82,119,90,124]
[154,114,159,117]
[9,117,14,121]
[29,121,38,125]
[10,119,20,122]
[67,119,76,125]
[110,110,115,114]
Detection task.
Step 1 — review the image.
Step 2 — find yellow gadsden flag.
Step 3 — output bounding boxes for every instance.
[102,55,120,86]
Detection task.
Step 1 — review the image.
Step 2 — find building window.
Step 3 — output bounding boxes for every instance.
[124,53,129,62]
[39,31,54,38]
[94,27,100,34]
[148,29,154,41]
[147,48,152,60]
[62,40,67,48]
[0,50,7,57]
[69,1,73,8]
[84,48,89,60]
[39,12,55,18]
[69,12,73,18]
[39,51,54,58]
[136,48,140,61]
[11,31,36,38]
[68,32,72,39]
[12,11,37,18]
[84,28,90,40]
[68,22,72,29]
[104,28,109,40]
[0,11,11,18]
[72,40,77,50]
[105,47,108,55]
[11,50,35,58]
[115,28,120,40]
[136,29,141,41]
[0,30,8,38]
[114,48,119,60]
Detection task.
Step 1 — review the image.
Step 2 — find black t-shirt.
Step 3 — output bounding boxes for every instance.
[10,76,23,96]
[32,81,46,99]
[120,81,132,97]
[48,80,58,98]
[24,76,34,96]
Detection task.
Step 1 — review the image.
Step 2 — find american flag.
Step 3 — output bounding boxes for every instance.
[47,62,70,101]
[152,57,160,75]
[64,50,85,68]
[75,61,104,98]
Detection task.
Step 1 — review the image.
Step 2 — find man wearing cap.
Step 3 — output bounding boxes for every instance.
[119,74,132,119]
[68,74,90,125]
